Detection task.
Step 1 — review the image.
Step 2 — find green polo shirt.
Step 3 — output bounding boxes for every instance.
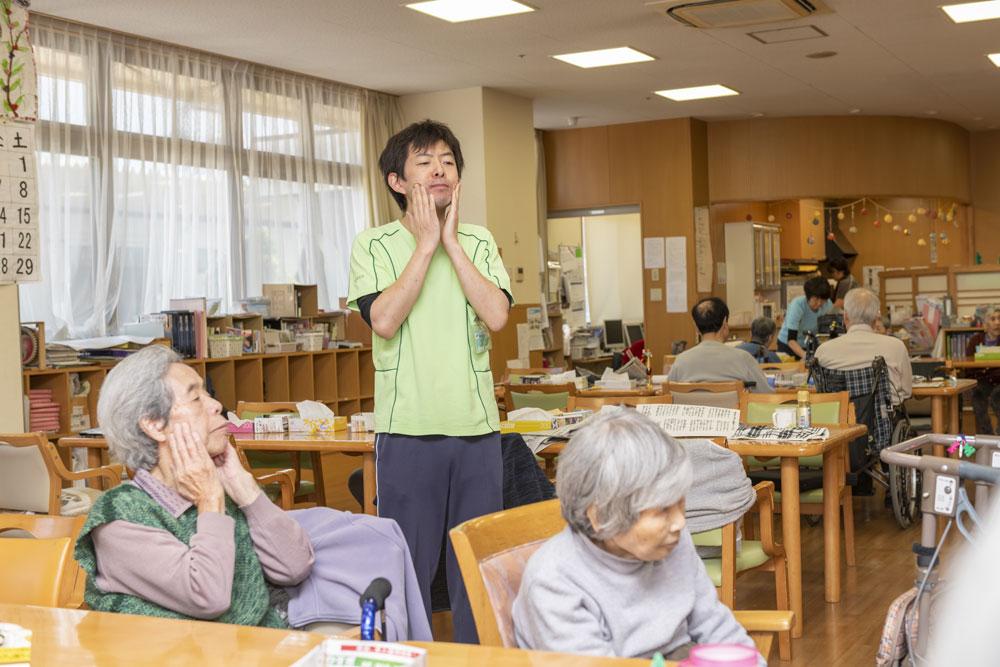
[347,221,511,436]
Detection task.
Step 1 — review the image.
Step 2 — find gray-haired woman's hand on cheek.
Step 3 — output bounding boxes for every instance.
[215,443,261,508]
[168,422,225,514]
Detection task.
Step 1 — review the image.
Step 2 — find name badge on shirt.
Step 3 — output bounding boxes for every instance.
[472,318,492,354]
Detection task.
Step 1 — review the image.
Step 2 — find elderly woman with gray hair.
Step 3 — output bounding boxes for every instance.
[511,409,761,664]
[74,345,314,627]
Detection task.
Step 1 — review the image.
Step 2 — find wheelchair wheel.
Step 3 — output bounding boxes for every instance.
[889,419,921,529]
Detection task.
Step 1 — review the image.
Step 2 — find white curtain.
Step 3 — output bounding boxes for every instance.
[20,16,399,338]
[582,213,644,326]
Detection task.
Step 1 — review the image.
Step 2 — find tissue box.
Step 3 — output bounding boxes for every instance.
[253,416,307,433]
[500,420,555,434]
[0,623,31,666]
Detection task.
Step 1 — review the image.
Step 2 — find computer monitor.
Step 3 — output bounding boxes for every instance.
[624,322,644,348]
[603,319,626,352]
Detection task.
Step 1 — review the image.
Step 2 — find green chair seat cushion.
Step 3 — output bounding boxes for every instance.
[692,529,771,587]
[744,400,843,426]
[774,487,824,504]
[510,391,569,411]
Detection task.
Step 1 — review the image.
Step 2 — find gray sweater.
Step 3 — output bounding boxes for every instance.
[512,526,762,664]
[667,340,774,393]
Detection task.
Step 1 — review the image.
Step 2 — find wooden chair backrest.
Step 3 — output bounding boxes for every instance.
[0,513,87,607]
[569,394,673,410]
[0,535,74,606]
[740,391,851,425]
[450,499,564,647]
[504,383,577,412]
[665,381,746,411]
[758,362,805,372]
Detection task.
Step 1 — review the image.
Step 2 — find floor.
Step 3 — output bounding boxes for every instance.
[738,500,936,666]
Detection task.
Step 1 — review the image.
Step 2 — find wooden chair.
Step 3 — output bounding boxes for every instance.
[665,381,746,411]
[0,433,122,516]
[0,533,74,606]
[568,394,673,411]
[692,481,791,661]
[233,446,297,511]
[0,513,86,608]
[503,383,577,414]
[758,361,805,373]
[450,499,793,661]
[235,401,322,507]
[739,391,857,567]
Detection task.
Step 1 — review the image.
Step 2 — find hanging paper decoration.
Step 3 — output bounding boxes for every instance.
[767,214,776,222]
[929,232,937,240]
[848,225,858,234]
[745,213,753,221]
[883,213,893,224]
[917,207,927,216]
[907,213,917,224]
[812,217,820,226]
[785,212,793,220]
[917,238,927,246]
[813,210,821,218]
[826,232,835,241]
[861,206,868,215]
[903,228,911,236]
[807,235,815,245]
[892,224,901,232]
[873,219,881,228]
[945,211,954,222]
[837,211,845,221]
[930,209,938,219]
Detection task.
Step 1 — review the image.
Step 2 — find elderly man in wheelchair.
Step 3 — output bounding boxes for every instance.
[809,287,918,527]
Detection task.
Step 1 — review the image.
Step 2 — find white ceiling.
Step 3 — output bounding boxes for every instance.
[30,0,1000,131]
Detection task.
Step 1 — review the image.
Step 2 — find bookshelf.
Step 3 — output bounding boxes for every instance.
[943,327,984,359]
[21,348,375,439]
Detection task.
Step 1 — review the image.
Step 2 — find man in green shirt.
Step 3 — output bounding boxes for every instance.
[347,120,511,642]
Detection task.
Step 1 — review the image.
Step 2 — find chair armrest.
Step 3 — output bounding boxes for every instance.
[255,468,297,510]
[752,480,784,558]
[733,609,795,633]
[57,462,124,489]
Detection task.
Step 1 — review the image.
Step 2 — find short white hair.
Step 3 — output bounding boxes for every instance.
[844,287,881,326]
[97,345,181,471]
[556,408,693,541]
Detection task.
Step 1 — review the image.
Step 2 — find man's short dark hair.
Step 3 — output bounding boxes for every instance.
[750,317,776,342]
[828,257,849,275]
[691,297,729,335]
[804,276,832,300]
[379,120,464,212]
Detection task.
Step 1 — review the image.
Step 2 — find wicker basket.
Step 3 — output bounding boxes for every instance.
[209,334,243,359]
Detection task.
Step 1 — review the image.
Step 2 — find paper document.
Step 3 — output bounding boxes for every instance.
[58,335,157,351]
[643,237,665,269]
[636,403,740,438]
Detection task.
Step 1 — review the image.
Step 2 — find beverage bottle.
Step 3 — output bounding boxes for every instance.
[796,390,812,428]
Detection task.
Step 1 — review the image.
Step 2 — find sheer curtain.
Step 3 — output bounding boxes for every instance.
[20,16,399,338]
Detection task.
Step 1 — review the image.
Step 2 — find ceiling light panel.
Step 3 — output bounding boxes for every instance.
[990,53,1000,67]
[406,0,534,23]
[553,47,655,69]
[655,84,740,101]
[941,1,1000,23]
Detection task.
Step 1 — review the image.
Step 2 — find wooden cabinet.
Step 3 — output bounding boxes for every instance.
[768,198,825,261]
[21,348,374,439]
[724,222,782,327]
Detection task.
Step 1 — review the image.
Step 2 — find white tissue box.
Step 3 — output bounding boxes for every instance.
[253,416,306,433]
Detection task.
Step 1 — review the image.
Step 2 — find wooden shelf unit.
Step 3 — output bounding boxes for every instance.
[20,348,374,437]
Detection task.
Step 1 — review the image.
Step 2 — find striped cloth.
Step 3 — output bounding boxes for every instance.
[731,425,831,441]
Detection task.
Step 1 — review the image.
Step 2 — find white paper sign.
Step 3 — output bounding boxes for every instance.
[694,206,713,293]
[665,236,687,313]
[643,236,665,270]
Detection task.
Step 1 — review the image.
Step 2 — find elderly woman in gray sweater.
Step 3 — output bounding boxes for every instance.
[512,409,762,664]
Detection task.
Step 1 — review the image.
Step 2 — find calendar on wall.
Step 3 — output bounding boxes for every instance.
[0,121,37,282]
[0,0,39,284]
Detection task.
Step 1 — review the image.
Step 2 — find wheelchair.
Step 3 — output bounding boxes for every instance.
[807,355,921,528]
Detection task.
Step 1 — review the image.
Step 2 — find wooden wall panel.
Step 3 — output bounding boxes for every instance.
[972,130,1000,264]
[708,117,971,203]
[542,126,610,210]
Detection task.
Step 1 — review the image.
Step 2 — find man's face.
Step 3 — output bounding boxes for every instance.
[391,139,459,211]
[807,296,827,312]
[986,310,1000,338]
[163,363,228,456]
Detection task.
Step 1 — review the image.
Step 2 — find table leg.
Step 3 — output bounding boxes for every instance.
[780,457,803,638]
[948,395,960,434]
[310,453,328,506]
[930,396,945,436]
[822,445,842,603]
[362,452,377,516]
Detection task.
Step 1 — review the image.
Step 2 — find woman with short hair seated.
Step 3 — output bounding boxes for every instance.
[512,409,762,664]
[75,345,314,627]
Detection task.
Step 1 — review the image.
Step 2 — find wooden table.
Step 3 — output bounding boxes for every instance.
[232,431,378,515]
[0,603,654,666]
[726,424,867,639]
[911,378,978,447]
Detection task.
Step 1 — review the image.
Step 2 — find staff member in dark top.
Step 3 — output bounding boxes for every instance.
[828,257,859,310]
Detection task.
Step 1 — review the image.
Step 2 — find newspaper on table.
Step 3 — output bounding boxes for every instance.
[635,403,740,438]
[730,425,830,442]
[292,640,426,667]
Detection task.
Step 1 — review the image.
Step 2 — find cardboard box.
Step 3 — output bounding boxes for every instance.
[262,284,318,318]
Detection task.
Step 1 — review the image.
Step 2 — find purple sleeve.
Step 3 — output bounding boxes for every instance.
[240,494,315,585]
[90,513,236,619]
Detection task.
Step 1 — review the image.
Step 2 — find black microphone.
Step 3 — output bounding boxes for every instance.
[359,577,392,640]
